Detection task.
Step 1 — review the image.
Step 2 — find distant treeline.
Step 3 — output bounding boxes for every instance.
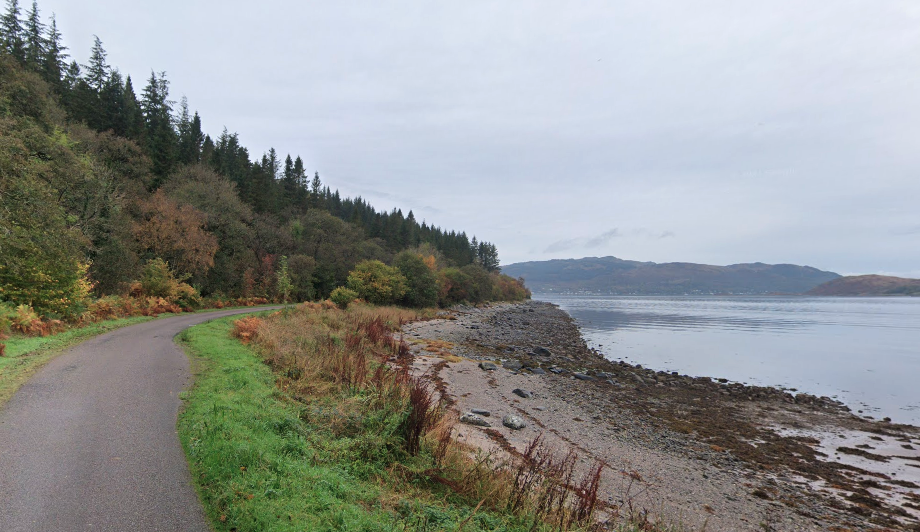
[0,0,523,317]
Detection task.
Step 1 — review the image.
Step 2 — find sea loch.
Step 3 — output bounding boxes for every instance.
[539,294,920,425]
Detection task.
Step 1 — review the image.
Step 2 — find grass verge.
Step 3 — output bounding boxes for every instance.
[178,306,614,532]
[0,315,155,406]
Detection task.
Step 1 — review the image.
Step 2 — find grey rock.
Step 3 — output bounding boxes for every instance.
[549,367,566,374]
[460,413,491,427]
[533,346,552,356]
[502,360,523,371]
[529,368,546,375]
[573,373,594,381]
[470,408,491,417]
[512,388,532,399]
[479,362,498,371]
[502,414,527,430]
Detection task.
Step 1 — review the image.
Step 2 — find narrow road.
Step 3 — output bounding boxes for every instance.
[0,307,280,532]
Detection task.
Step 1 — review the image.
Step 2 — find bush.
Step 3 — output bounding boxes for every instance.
[394,251,438,308]
[330,287,359,309]
[134,258,201,309]
[437,267,471,306]
[346,260,407,306]
[0,301,15,336]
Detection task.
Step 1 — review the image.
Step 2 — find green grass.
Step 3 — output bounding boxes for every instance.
[0,315,156,406]
[177,315,560,532]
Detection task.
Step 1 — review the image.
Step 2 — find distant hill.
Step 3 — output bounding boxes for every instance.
[502,256,840,295]
[806,275,920,296]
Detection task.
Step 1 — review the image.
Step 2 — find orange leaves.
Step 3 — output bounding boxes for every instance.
[133,190,218,277]
[232,317,264,344]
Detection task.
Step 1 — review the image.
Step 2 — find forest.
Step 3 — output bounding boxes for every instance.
[0,0,528,327]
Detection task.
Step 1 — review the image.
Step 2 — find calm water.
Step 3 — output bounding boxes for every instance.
[537,295,920,425]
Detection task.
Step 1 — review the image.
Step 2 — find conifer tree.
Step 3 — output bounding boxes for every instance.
[99,69,125,132]
[141,70,177,180]
[84,35,108,92]
[41,13,66,89]
[176,96,203,165]
[311,172,322,197]
[1,0,24,62]
[121,75,145,141]
[22,0,43,70]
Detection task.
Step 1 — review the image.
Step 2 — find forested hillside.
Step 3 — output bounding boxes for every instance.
[503,256,839,295]
[806,275,920,296]
[0,0,523,320]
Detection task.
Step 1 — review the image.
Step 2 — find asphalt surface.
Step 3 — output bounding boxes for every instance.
[0,307,281,532]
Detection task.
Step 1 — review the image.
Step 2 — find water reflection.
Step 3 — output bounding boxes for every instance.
[537,295,920,425]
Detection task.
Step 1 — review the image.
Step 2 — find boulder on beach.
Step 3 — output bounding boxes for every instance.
[502,414,527,430]
[479,362,498,371]
[460,413,491,427]
[512,388,532,399]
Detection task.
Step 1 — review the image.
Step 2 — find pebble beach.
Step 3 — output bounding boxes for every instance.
[403,301,920,531]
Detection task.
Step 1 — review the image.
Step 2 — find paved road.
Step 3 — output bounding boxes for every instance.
[0,307,280,532]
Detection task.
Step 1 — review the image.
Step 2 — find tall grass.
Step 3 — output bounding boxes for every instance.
[235,301,612,530]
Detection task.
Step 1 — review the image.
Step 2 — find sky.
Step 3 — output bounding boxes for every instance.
[37,0,920,276]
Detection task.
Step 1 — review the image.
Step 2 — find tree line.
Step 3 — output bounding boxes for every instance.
[0,0,522,318]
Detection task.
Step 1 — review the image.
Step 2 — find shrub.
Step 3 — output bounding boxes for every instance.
[330,287,358,309]
[491,273,531,301]
[394,251,438,308]
[231,316,263,344]
[0,301,15,336]
[437,267,471,306]
[134,258,201,309]
[346,260,407,306]
[275,255,293,303]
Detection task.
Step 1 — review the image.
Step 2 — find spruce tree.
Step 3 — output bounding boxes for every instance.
[141,71,177,180]
[41,13,67,90]
[1,0,24,62]
[176,96,203,165]
[99,69,125,133]
[84,35,108,92]
[122,75,145,141]
[22,0,43,70]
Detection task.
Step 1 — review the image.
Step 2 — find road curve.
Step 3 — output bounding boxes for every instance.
[0,307,280,532]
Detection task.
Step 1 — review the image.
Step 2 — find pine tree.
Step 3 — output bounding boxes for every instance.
[22,0,43,70]
[41,13,67,90]
[1,0,25,62]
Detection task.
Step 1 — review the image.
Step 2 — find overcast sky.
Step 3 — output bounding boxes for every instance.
[40,0,920,276]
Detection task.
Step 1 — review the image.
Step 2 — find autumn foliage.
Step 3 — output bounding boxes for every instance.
[133,191,218,278]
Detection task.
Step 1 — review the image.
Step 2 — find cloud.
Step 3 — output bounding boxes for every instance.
[891,225,920,236]
[629,228,676,240]
[544,239,581,253]
[585,228,621,247]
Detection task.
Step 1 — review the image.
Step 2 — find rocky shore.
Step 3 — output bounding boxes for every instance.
[402,301,920,531]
